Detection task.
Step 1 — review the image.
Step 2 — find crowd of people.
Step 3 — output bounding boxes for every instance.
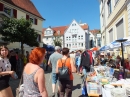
[0,45,97,97]
[93,52,130,70]
[1,45,129,97]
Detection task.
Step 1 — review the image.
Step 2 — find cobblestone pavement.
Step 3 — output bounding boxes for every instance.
[10,68,83,97]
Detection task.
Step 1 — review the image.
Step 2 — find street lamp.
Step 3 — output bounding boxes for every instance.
[116,39,128,79]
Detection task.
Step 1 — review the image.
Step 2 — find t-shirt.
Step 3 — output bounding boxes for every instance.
[49,52,63,73]
[0,57,11,72]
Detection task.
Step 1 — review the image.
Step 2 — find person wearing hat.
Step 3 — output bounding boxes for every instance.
[48,46,63,97]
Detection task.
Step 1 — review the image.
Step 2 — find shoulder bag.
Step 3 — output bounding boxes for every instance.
[16,72,24,97]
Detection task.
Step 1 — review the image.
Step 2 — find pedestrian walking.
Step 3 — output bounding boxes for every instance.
[9,51,17,72]
[56,48,76,97]
[45,51,51,71]
[0,46,17,97]
[23,47,48,97]
[48,46,63,97]
[75,50,82,75]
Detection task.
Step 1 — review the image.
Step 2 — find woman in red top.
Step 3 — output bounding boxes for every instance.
[125,59,130,70]
[56,48,76,97]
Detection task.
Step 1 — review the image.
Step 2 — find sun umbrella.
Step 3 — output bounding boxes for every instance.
[123,36,130,46]
[99,45,109,51]
[108,38,124,49]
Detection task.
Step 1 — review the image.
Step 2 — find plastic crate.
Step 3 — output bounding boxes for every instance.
[87,82,102,95]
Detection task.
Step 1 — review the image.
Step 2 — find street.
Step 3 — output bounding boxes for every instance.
[9,68,83,97]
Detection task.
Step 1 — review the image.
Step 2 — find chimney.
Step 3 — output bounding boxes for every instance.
[79,20,82,24]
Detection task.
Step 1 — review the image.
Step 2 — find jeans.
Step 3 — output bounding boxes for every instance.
[59,80,73,97]
[82,66,87,78]
[52,73,58,84]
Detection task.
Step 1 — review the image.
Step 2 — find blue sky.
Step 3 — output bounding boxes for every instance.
[31,0,100,30]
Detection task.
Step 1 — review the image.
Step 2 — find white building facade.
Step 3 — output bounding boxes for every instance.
[99,0,129,46]
[89,30,101,48]
[42,26,66,47]
[64,20,89,51]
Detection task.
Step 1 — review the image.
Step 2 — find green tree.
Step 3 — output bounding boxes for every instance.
[0,18,39,56]
[53,36,62,47]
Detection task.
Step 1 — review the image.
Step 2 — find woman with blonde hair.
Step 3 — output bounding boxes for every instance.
[0,45,16,97]
[23,47,48,97]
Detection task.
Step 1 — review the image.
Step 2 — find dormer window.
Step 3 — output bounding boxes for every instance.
[45,30,52,34]
[4,6,12,16]
[57,30,60,35]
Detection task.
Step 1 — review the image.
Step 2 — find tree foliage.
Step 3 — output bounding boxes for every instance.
[53,36,62,47]
[0,17,39,55]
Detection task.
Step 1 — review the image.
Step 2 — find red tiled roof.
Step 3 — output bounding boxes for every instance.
[80,24,89,30]
[3,0,44,19]
[42,24,89,36]
[90,29,100,34]
[52,26,68,36]
[42,26,67,37]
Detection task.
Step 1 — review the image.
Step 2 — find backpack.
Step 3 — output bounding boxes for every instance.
[58,58,70,80]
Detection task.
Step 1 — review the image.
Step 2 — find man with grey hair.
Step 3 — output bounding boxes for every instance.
[48,46,63,97]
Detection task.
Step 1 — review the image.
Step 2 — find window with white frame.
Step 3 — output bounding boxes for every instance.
[29,17,34,23]
[78,36,80,39]
[46,30,51,34]
[69,44,71,47]
[116,19,124,39]
[66,37,68,40]
[79,43,80,47]
[109,28,113,43]
[57,30,60,35]
[66,44,68,47]
[81,35,83,39]
[72,23,76,26]
[81,43,83,47]
[4,6,12,16]
[107,0,112,15]
[69,36,71,40]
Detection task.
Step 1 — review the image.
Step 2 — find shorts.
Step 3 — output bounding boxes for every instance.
[0,75,10,91]
[52,73,58,84]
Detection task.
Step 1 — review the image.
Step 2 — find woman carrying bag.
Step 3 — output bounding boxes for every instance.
[56,48,76,97]
[0,45,17,97]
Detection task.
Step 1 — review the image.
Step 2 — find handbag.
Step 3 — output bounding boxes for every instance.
[16,72,24,97]
[58,58,70,80]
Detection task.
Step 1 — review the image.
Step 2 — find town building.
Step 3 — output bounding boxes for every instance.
[64,20,89,51]
[42,20,89,51]
[89,29,101,48]
[42,26,67,47]
[0,0,44,52]
[99,0,130,46]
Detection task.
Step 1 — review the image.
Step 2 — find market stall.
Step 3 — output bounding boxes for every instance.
[85,65,130,97]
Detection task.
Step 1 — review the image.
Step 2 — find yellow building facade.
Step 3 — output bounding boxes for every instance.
[99,0,130,57]
[0,0,44,53]
[100,0,130,46]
